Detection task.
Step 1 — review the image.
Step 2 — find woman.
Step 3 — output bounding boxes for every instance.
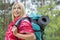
[5,2,36,40]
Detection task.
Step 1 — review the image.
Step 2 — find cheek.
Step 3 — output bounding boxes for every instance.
[18,9,21,13]
[13,10,16,13]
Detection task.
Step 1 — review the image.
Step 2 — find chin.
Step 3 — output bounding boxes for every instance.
[16,15,20,17]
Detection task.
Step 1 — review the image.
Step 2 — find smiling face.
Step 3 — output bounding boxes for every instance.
[13,4,21,18]
[12,2,25,21]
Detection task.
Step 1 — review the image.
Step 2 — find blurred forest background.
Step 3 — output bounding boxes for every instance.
[0,0,60,40]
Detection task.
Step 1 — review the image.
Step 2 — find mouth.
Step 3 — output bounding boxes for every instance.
[15,12,19,14]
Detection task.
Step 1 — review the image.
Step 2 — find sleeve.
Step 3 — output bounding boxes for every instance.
[19,19,34,34]
[5,22,17,40]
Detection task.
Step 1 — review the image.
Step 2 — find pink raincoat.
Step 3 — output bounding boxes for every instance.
[5,17,34,40]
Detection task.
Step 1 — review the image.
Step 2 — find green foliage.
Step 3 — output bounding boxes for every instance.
[44,15,60,40]
[0,17,4,26]
[0,27,5,40]
[0,17,5,40]
[37,1,60,40]
[54,10,60,14]
[0,13,12,40]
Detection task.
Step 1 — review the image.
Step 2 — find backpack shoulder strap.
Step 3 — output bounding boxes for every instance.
[15,17,31,27]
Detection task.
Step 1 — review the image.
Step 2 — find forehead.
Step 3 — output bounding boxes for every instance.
[14,4,21,7]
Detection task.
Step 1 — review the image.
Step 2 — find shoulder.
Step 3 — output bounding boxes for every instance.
[8,21,14,27]
[22,17,31,23]
[21,19,31,24]
[19,19,32,27]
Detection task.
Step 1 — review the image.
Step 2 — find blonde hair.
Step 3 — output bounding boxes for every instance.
[12,2,25,21]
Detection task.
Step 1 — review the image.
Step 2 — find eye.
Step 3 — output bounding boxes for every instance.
[17,7,21,9]
[13,7,16,9]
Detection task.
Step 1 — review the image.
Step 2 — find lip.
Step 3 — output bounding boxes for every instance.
[14,12,19,14]
[15,13,19,15]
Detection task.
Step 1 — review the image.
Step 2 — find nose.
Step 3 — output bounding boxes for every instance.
[15,8,18,11]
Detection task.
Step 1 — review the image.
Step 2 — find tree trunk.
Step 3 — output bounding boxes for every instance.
[50,0,53,15]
